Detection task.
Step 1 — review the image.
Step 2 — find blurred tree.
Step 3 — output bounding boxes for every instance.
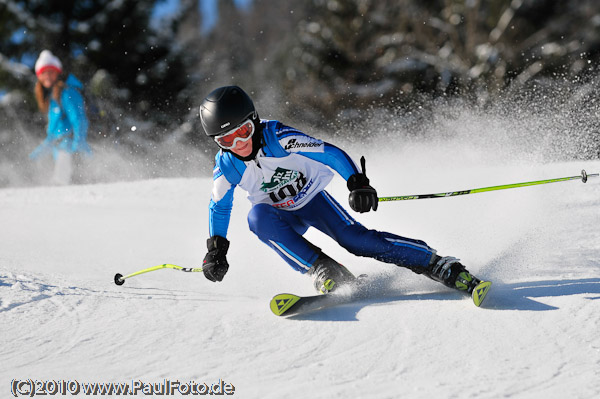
[0,0,189,129]
[1,0,599,185]
[284,0,600,123]
[172,0,309,147]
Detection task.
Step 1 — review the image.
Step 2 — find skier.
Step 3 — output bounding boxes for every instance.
[200,85,486,299]
[30,50,92,185]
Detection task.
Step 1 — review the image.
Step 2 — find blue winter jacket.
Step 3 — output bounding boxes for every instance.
[30,74,92,159]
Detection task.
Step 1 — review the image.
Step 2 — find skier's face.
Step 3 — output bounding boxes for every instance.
[229,135,254,157]
[217,119,255,157]
[38,69,60,89]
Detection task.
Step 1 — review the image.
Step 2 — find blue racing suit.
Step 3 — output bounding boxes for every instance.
[209,120,435,273]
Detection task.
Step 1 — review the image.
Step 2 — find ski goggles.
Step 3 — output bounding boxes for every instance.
[213,119,255,149]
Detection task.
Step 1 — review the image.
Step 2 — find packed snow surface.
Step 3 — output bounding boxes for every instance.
[1,136,599,399]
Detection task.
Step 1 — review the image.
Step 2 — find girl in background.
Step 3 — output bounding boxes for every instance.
[31,50,91,185]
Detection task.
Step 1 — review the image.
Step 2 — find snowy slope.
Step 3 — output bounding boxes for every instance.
[1,138,599,399]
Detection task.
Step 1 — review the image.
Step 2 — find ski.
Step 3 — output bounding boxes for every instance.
[270,291,356,317]
[270,280,493,317]
[472,280,492,307]
[270,275,371,317]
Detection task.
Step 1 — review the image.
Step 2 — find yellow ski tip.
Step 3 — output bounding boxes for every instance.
[270,294,301,316]
[472,281,492,307]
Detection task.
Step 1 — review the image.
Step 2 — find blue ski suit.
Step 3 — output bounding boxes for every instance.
[30,74,91,160]
[209,120,435,273]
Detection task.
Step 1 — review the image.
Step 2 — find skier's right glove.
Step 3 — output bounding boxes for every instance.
[202,235,230,282]
[347,156,378,213]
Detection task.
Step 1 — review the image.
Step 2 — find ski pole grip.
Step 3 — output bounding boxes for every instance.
[360,156,366,175]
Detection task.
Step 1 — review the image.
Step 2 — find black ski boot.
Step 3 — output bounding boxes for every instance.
[427,255,481,294]
[308,253,356,294]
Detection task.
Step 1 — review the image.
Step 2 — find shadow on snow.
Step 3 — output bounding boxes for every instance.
[286,278,600,322]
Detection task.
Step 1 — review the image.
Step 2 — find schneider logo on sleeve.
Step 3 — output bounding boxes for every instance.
[284,138,323,150]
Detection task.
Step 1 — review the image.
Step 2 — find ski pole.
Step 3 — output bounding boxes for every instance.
[378,169,598,202]
[114,264,203,285]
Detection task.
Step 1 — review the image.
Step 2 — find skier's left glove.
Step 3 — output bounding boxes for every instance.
[347,156,378,213]
[203,235,230,282]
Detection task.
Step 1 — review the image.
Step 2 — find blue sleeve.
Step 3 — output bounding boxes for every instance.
[29,137,53,160]
[300,142,360,180]
[61,88,90,153]
[208,152,243,238]
[209,184,235,238]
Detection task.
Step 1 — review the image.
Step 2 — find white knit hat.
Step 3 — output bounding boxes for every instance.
[35,50,63,76]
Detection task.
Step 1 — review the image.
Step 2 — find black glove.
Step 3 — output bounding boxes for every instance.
[202,235,230,282]
[347,156,378,213]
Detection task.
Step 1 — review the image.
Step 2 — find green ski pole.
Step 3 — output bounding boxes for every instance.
[114,264,203,285]
[378,169,598,202]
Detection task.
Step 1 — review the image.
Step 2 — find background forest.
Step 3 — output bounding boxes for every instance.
[1,0,600,187]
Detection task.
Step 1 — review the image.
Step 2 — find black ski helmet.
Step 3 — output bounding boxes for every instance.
[199,86,258,137]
